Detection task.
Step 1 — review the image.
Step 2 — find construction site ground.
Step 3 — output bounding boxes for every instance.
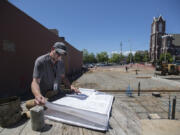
[73,64,180,134]
[73,64,180,91]
[1,64,180,135]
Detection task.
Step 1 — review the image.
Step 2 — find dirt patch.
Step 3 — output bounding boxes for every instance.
[73,65,180,91]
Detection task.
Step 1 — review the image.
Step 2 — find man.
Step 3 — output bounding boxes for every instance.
[26,42,79,109]
[125,66,128,72]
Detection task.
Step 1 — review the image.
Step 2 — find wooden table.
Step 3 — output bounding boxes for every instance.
[0,95,142,135]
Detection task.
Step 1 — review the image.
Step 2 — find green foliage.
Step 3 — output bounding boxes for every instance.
[82,49,89,64]
[143,51,149,62]
[82,49,97,64]
[134,52,142,62]
[108,53,125,63]
[88,53,97,63]
[134,51,149,62]
[119,53,125,62]
[96,52,109,63]
[83,49,109,64]
[83,49,150,64]
[109,53,120,63]
[126,53,134,63]
[159,53,173,63]
[134,51,149,63]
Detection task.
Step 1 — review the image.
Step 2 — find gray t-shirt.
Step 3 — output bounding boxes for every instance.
[33,53,65,95]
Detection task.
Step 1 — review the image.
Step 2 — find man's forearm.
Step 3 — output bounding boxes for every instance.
[31,81,41,97]
[31,78,45,105]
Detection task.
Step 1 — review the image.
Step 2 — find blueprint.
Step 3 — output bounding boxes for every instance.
[44,88,114,131]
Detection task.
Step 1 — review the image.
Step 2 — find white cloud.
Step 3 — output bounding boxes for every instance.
[123,51,136,56]
[110,50,136,56]
[111,51,119,54]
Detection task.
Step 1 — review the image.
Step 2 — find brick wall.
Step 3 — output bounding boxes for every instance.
[0,1,82,97]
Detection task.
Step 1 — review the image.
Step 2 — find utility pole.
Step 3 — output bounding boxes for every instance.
[120,41,122,55]
[120,41,122,64]
[129,40,132,64]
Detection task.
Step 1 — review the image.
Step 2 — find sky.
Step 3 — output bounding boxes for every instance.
[9,0,180,55]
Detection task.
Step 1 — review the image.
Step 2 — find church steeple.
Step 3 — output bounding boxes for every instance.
[150,15,166,62]
[152,15,165,34]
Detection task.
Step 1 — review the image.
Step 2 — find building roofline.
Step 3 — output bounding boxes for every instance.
[6,1,59,37]
[5,0,82,52]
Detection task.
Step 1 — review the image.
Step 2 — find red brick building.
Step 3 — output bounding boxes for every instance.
[0,0,82,97]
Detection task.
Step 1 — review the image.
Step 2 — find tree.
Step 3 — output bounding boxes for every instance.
[109,53,125,64]
[159,53,173,63]
[88,53,97,63]
[82,49,89,64]
[143,51,149,62]
[82,49,97,63]
[126,52,134,63]
[134,51,149,63]
[119,53,125,62]
[96,51,109,63]
[134,52,142,62]
[109,53,120,63]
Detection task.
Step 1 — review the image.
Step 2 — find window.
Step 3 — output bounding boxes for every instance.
[153,24,156,33]
[176,49,180,55]
[167,40,171,47]
[158,23,163,32]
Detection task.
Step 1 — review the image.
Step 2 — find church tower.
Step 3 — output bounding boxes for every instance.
[149,16,166,63]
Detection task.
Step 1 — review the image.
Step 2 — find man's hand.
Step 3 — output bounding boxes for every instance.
[34,95,46,105]
[71,85,80,93]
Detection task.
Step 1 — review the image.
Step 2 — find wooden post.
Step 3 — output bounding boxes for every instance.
[136,70,138,75]
[30,106,45,131]
[171,96,176,119]
[138,82,140,96]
